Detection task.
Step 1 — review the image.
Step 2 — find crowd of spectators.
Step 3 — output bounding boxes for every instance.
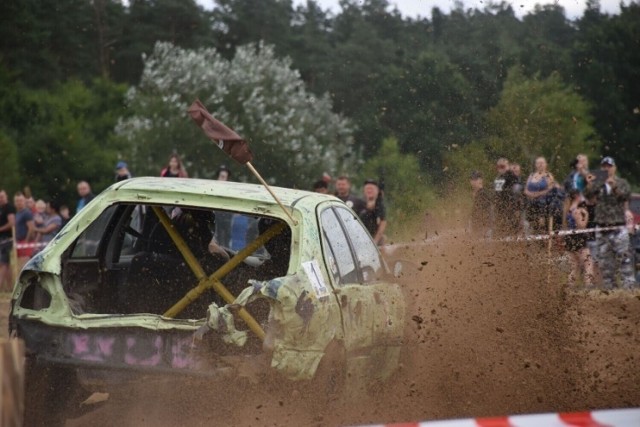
[470,154,637,290]
[313,174,387,246]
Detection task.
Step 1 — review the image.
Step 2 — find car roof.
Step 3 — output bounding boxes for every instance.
[109,177,338,211]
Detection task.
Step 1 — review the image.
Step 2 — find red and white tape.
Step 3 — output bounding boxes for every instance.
[14,241,48,249]
[383,224,638,255]
[0,239,48,250]
[361,408,640,427]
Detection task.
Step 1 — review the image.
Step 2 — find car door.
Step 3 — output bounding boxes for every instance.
[318,205,405,380]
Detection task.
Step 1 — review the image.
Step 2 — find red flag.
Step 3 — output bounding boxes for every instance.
[187,99,253,164]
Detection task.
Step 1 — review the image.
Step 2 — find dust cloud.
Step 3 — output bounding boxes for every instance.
[61,229,640,427]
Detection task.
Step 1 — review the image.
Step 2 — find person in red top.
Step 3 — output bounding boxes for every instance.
[160,153,189,178]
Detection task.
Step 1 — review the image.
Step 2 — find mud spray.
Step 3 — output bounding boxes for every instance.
[65,230,640,427]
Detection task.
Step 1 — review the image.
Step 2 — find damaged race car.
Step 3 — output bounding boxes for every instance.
[9,177,406,425]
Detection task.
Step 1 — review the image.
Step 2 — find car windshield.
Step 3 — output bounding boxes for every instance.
[61,202,291,319]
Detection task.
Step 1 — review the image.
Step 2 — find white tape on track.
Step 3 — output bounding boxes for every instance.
[356,407,640,427]
[382,224,638,254]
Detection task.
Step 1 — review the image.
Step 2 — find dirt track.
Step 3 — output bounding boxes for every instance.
[3,234,640,426]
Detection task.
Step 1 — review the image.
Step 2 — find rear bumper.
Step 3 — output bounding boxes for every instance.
[14,318,266,388]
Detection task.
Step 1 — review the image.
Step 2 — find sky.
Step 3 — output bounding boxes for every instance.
[198,0,632,20]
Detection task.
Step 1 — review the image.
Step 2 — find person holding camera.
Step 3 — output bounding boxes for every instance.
[585,157,636,289]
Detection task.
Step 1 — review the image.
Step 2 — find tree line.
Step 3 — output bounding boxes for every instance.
[0,0,638,214]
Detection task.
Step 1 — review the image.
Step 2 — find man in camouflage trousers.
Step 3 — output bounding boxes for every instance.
[585,157,636,289]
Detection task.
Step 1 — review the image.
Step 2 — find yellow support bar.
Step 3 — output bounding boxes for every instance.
[151,206,286,340]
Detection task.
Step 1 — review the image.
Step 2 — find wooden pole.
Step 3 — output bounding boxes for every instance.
[1,338,25,427]
[547,216,553,286]
[10,227,18,288]
[246,162,298,226]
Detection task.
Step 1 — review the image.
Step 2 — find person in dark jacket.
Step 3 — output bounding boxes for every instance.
[492,158,521,237]
[469,171,492,238]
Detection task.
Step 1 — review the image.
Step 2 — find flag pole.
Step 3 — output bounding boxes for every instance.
[246,161,298,226]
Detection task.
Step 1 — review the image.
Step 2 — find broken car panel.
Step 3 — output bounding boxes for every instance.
[10,177,405,390]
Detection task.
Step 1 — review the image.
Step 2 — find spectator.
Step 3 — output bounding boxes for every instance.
[0,190,16,292]
[59,205,71,227]
[214,165,232,247]
[216,165,231,181]
[358,179,386,245]
[510,162,526,231]
[313,180,329,194]
[565,155,600,264]
[564,189,594,288]
[25,195,36,213]
[33,199,47,227]
[14,192,35,267]
[585,157,636,289]
[34,200,63,250]
[469,171,492,238]
[524,156,556,234]
[563,154,589,194]
[161,153,189,178]
[76,181,95,213]
[492,158,521,237]
[115,161,133,182]
[335,176,365,212]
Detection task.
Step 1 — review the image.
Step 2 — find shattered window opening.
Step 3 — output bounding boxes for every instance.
[334,207,384,283]
[61,202,292,321]
[320,208,358,285]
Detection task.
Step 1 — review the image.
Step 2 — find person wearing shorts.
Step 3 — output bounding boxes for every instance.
[564,189,594,288]
[0,190,16,292]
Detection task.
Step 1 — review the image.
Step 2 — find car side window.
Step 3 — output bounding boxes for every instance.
[70,205,117,258]
[335,207,384,283]
[118,205,146,260]
[320,208,358,285]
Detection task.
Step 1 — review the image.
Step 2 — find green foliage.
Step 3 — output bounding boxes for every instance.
[358,137,436,229]
[0,0,102,87]
[112,0,212,84]
[1,0,639,211]
[11,79,127,206]
[375,49,476,173]
[0,130,20,194]
[117,42,354,187]
[446,67,599,184]
[485,67,598,172]
[573,2,640,181]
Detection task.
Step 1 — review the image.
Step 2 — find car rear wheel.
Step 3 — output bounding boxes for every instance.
[310,341,347,401]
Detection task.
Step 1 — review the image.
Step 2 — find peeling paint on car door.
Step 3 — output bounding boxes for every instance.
[318,205,405,383]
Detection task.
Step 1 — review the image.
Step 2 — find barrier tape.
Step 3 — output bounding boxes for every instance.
[359,407,640,427]
[14,241,49,249]
[0,239,49,250]
[383,224,638,254]
[496,224,638,243]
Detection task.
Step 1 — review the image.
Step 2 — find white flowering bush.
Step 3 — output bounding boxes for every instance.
[116,42,355,186]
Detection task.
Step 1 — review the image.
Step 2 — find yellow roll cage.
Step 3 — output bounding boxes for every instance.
[151,206,287,341]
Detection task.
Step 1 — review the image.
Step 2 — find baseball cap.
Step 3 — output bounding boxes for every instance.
[363,179,379,187]
[601,156,615,166]
[470,170,482,180]
[115,161,128,170]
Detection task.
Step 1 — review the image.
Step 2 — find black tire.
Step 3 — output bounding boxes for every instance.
[23,359,91,427]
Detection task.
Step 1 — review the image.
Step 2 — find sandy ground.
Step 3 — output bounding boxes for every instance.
[3,233,640,426]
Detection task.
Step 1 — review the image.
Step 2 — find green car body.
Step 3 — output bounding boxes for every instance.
[10,177,405,391]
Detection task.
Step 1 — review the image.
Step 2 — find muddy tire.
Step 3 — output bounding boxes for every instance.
[23,359,90,427]
[310,341,347,402]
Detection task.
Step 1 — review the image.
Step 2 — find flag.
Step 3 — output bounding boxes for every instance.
[187,99,253,164]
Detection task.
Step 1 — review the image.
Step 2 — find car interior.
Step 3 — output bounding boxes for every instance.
[58,203,292,321]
